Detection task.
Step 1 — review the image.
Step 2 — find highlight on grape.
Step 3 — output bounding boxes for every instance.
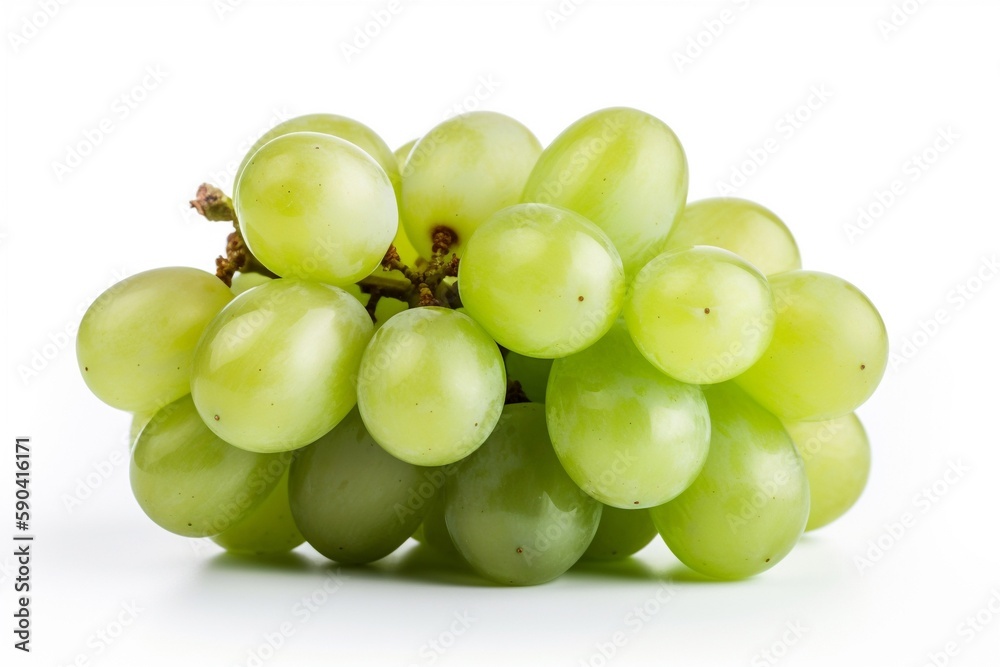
[77,107,887,585]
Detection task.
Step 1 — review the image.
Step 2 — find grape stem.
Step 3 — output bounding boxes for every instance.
[192,184,462,320]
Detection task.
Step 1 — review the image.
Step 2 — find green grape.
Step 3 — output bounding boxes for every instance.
[625,246,775,385]
[521,107,688,277]
[394,138,417,171]
[235,132,397,287]
[504,352,553,403]
[288,409,432,564]
[211,464,305,555]
[459,203,625,358]
[342,282,409,329]
[445,403,602,586]
[402,111,541,259]
[649,383,810,579]
[546,321,711,508]
[235,113,401,202]
[581,506,658,561]
[230,271,272,296]
[78,267,233,413]
[733,271,888,421]
[784,413,871,531]
[413,486,462,558]
[356,307,505,466]
[665,198,801,276]
[129,409,156,450]
[130,395,286,538]
[191,278,373,453]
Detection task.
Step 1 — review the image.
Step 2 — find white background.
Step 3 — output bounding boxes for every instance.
[3,1,1000,665]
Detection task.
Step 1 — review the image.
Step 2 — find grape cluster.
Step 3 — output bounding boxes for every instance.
[78,108,886,585]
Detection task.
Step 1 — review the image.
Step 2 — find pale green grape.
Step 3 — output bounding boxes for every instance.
[130,395,286,537]
[546,321,711,508]
[235,132,397,287]
[236,113,401,202]
[191,279,373,453]
[402,111,541,259]
[129,409,156,450]
[521,107,688,277]
[357,307,505,466]
[211,464,304,555]
[445,403,602,586]
[78,267,233,413]
[784,413,871,531]
[665,198,801,276]
[342,282,409,329]
[394,138,417,171]
[649,383,809,579]
[230,271,272,296]
[581,506,657,561]
[733,271,888,421]
[504,352,553,403]
[288,409,431,564]
[459,203,625,358]
[625,246,775,385]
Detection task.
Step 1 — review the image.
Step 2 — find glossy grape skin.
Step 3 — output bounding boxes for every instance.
[230,271,272,296]
[210,464,305,555]
[504,352,553,403]
[357,307,506,466]
[445,403,602,586]
[402,111,542,259]
[191,278,373,453]
[235,113,401,202]
[235,132,397,287]
[521,107,688,277]
[625,246,776,385]
[649,383,810,580]
[459,203,626,358]
[129,409,156,450]
[77,267,233,413]
[288,409,432,564]
[546,321,711,509]
[581,506,658,561]
[394,138,417,171]
[665,198,801,276]
[733,271,888,421]
[130,395,286,538]
[784,413,871,531]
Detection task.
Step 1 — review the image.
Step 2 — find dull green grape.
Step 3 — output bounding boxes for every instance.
[581,506,658,561]
[210,464,304,555]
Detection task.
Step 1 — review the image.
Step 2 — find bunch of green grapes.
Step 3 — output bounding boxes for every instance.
[78,108,884,585]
